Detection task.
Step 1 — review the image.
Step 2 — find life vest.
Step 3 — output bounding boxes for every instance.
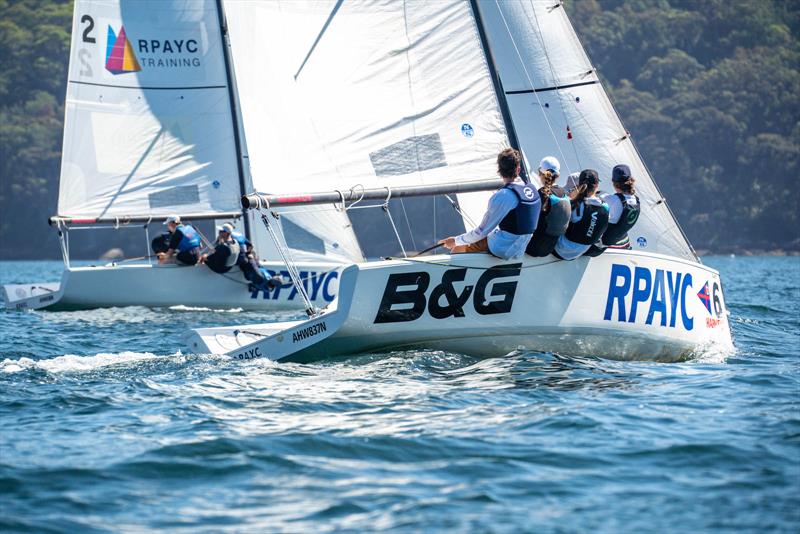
[222,238,241,268]
[564,200,610,245]
[601,193,640,247]
[176,224,201,252]
[539,185,570,237]
[498,182,541,235]
[231,231,248,249]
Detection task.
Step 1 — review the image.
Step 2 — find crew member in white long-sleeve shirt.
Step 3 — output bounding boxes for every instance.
[439,148,540,260]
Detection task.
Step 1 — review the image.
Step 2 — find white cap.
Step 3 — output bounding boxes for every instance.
[538,156,561,175]
[216,223,235,234]
[163,214,180,225]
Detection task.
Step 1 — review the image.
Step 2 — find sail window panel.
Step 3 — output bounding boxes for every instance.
[506,83,693,260]
[477,0,598,93]
[369,134,448,177]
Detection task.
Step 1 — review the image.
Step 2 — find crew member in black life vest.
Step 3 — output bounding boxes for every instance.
[439,148,541,260]
[585,164,641,256]
[526,156,571,257]
[553,169,610,260]
[199,224,241,274]
[157,215,202,265]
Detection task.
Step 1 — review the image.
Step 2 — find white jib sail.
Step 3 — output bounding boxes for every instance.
[477,0,696,260]
[58,0,242,220]
[222,0,512,256]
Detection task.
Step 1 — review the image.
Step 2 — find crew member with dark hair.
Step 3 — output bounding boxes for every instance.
[526,156,571,257]
[199,224,240,274]
[553,169,610,260]
[589,164,641,256]
[157,215,201,265]
[439,148,540,260]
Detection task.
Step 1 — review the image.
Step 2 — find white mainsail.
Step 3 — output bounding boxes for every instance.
[477,0,696,260]
[222,0,512,255]
[58,0,242,220]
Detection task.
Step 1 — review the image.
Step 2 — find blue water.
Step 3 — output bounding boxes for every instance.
[1,257,798,532]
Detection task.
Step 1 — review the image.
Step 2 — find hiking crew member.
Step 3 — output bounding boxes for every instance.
[157,215,201,265]
[199,224,241,274]
[526,156,571,257]
[440,148,540,260]
[601,164,640,249]
[225,223,269,288]
[553,169,610,260]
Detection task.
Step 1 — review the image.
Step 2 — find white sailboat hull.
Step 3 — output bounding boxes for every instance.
[185,250,734,363]
[2,261,341,311]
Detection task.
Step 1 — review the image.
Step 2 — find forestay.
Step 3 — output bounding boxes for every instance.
[477,0,696,260]
[58,0,241,219]
[222,0,511,256]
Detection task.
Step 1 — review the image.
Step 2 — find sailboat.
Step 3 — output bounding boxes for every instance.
[2,0,361,311]
[186,0,734,362]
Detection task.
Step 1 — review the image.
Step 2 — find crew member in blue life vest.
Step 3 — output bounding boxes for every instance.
[439,148,541,260]
[526,156,572,257]
[157,215,201,265]
[585,164,641,256]
[199,224,241,274]
[553,169,610,260]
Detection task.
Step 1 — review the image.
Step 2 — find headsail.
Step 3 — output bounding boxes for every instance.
[476,0,696,260]
[221,0,512,257]
[58,0,242,220]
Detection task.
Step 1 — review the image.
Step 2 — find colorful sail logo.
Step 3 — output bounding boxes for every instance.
[697,282,712,314]
[105,25,141,74]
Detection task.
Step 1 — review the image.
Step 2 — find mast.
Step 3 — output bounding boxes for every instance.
[215,0,251,240]
[469,0,527,181]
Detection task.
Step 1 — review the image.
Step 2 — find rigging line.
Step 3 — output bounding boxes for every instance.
[382,189,408,258]
[293,0,344,80]
[493,1,571,175]
[444,194,477,228]
[271,212,315,305]
[527,0,582,169]
[258,209,315,315]
[399,0,419,253]
[399,199,417,252]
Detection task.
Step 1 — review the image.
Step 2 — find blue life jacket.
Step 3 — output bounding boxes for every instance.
[231,231,249,248]
[498,182,541,235]
[176,224,201,252]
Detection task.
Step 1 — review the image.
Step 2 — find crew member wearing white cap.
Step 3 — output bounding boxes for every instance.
[157,215,202,265]
[439,148,540,260]
[526,156,572,257]
[199,223,241,274]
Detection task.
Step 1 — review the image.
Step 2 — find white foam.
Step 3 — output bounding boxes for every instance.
[169,305,244,313]
[1,351,170,374]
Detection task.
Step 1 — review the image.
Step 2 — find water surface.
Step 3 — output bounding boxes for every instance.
[1,257,798,532]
